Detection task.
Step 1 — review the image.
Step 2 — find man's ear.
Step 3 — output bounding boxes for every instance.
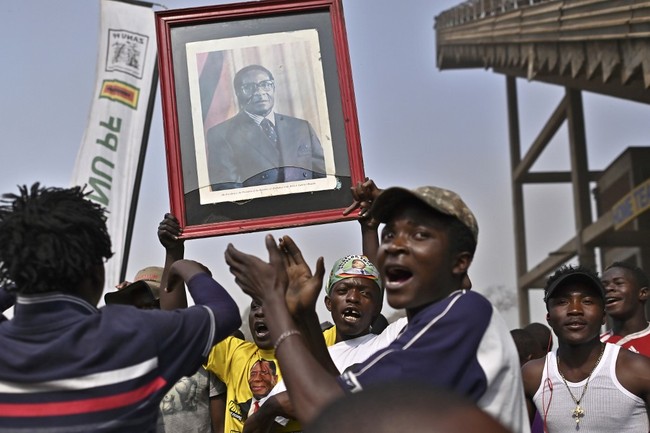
[324,296,332,312]
[546,312,551,324]
[639,286,649,303]
[451,252,473,278]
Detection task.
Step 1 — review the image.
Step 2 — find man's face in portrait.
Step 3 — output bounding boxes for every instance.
[248,360,277,399]
[237,68,275,116]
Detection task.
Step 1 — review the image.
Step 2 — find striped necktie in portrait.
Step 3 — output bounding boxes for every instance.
[261,119,278,144]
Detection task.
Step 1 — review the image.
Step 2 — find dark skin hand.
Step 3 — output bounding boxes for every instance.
[343,177,381,263]
[225,236,325,319]
[342,177,382,221]
[225,235,344,424]
[227,236,330,363]
[157,213,187,310]
[242,393,295,433]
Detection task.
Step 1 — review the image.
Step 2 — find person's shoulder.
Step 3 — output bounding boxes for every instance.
[461,289,493,306]
[521,356,546,394]
[212,335,255,354]
[616,343,650,369]
[207,112,248,135]
[408,291,492,334]
[452,290,494,319]
[614,344,650,396]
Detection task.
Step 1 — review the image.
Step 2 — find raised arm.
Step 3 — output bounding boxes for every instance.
[279,236,338,374]
[168,259,241,345]
[225,235,344,424]
[157,213,186,310]
[343,178,381,263]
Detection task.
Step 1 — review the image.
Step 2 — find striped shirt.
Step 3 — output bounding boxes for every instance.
[338,289,530,433]
[0,273,240,432]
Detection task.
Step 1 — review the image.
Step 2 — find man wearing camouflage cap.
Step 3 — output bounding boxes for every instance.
[225,185,527,433]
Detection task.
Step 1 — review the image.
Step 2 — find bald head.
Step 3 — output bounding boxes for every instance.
[307,382,512,433]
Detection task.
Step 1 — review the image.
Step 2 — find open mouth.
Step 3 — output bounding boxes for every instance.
[254,322,269,338]
[384,266,413,287]
[605,296,620,306]
[341,307,361,324]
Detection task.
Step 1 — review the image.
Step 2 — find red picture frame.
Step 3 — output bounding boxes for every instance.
[155,0,364,239]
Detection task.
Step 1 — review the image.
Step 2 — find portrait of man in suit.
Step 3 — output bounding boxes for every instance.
[206,64,327,190]
[239,359,278,419]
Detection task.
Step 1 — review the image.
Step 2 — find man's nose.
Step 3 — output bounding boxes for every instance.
[384,235,407,254]
[346,288,361,303]
[567,299,584,314]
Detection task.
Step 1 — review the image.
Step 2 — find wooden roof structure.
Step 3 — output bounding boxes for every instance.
[435,0,650,324]
[437,0,650,101]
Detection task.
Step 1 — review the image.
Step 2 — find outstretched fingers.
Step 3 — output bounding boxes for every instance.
[225,237,289,303]
[279,235,305,267]
[225,243,263,299]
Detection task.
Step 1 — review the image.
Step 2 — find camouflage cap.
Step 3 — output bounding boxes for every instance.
[370,186,478,242]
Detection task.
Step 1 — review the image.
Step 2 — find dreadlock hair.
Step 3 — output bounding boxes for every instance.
[606,261,650,290]
[0,183,113,295]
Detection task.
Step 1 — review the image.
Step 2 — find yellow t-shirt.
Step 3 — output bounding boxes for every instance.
[205,337,301,433]
[323,325,337,346]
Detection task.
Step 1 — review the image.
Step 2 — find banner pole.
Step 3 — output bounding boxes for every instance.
[119,60,159,283]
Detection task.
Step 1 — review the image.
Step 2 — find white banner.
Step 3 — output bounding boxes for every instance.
[71,0,157,294]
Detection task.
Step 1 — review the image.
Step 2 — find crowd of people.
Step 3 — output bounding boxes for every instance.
[0,178,649,433]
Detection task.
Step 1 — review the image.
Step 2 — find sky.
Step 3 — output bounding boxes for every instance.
[2,0,650,328]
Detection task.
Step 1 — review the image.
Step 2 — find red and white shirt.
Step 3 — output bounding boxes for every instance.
[601,322,650,357]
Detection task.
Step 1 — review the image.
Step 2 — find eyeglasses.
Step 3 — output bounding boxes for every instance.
[240,80,274,95]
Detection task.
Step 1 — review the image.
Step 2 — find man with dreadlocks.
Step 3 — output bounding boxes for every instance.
[0,183,242,432]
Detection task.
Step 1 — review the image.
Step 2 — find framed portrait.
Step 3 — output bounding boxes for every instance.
[155,0,365,238]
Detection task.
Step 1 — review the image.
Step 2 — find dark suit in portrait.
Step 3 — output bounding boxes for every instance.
[206,111,326,190]
[205,64,326,191]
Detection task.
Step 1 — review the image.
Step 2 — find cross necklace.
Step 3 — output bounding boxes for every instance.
[556,343,605,426]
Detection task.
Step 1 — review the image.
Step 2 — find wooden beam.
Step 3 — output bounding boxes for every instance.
[520,170,603,183]
[519,237,578,289]
[513,96,567,182]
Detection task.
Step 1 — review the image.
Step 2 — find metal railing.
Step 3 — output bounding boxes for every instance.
[436,0,555,28]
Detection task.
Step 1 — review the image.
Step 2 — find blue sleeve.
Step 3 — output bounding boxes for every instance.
[140,274,240,381]
[338,292,492,403]
[187,273,242,345]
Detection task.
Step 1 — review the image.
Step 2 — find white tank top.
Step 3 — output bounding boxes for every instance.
[533,343,648,432]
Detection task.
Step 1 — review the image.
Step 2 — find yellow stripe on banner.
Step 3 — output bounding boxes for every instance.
[99,79,140,109]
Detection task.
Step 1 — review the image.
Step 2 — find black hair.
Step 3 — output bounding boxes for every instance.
[0,183,113,295]
[256,358,277,376]
[233,65,274,91]
[544,264,600,305]
[524,322,553,353]
[445,214,477,257]
[606,261,649,289]
[510,329,541,365]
